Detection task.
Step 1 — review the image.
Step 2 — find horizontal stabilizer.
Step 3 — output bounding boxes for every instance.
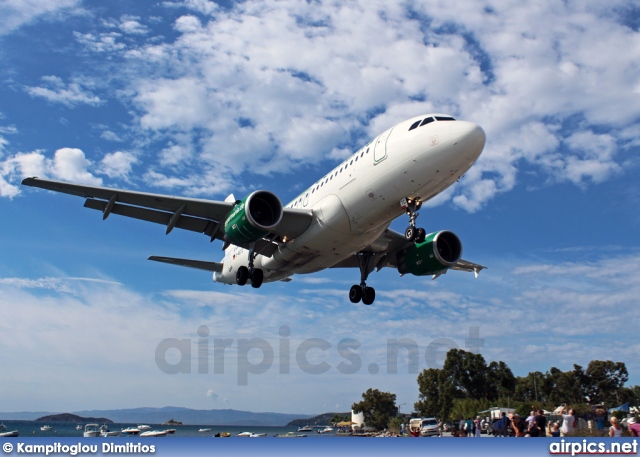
[148,256,223,273]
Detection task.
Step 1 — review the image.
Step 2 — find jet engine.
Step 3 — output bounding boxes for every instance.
[224,191,283,244]
[396,230,462,276]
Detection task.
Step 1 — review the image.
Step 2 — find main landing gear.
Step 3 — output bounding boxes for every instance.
[236,244,264,288]
[401,197,426,243]
[349,251,377,305]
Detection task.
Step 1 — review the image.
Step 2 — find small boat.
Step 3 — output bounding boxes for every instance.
[83,424,101,437]
[214,432,231,437]
[249,433,267,437]
[0,423,6,431]
[137,425,152,431]
[76,425,83,430]
[140,430,167,437]
[101,430,121,437]
[275,432,307,438]
[198,428,212,433]
[0,431,19,437]
[40,425,52,431]
[236,431,252,437]
[121,427,140,435]
[165,429,176,434]
[297,425,313,432]
[317,427,334,434]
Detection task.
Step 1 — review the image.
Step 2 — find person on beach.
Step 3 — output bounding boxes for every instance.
[609,417,622,437]
[561,407,575,436]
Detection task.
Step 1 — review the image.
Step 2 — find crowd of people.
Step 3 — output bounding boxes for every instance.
[451,406,639,438]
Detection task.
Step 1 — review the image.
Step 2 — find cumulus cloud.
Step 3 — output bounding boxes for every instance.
[99,151,138,178]
[25,76,103,108]
[0,0,82,36]
[0,147,101,197]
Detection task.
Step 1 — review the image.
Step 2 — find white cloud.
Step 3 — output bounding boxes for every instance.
[119,16,149,35]
[99,151,138,179]
[25,76,103,108]
[0,147,101,195]
[0,0,82,36]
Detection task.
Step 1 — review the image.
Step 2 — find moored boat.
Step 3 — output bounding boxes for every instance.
[83,424,100,438]
[140,430,167,437]
[0,431,19,437]
[121,427,140,435]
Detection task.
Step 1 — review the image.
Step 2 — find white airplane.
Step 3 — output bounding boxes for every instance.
[22,113,486,305]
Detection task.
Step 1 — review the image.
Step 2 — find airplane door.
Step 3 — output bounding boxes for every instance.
[373,126,394,163]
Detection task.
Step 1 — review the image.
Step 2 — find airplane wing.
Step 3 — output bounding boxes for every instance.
[148,256,223,272]
[21,177,313,255]
[331,228,486,278]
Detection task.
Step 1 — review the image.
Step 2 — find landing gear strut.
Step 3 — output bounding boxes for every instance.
[401,198,426,243]
[236,243,264,288]
[349,251,377,305]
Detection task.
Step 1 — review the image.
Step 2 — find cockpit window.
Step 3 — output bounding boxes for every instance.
[409,116,456,131]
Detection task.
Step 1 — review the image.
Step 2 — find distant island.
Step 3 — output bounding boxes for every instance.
[1,407,311,426]
[287,412,350,427]
[162,419,183,425]
[35,413,113,424]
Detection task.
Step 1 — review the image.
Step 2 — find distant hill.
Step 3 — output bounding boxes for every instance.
[1,407,312,426]
[35,413,113,424]
[287,412,351,427]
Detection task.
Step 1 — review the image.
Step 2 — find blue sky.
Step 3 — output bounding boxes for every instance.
[1,0,639,415]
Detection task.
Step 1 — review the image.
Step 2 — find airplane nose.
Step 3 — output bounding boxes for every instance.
[451,121,486,161]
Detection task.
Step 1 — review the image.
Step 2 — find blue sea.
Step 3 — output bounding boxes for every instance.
[0,421,339,438]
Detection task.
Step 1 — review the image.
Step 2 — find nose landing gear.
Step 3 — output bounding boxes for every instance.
[401,197,426,243]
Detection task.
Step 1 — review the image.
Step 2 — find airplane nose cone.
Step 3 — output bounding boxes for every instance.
[451,121,486,161]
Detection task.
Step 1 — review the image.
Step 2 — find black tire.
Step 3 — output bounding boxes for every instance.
[362,287,376,305]
[349,285,363,303]
[405,226,416,241]
[236,266,249,286]
[415,227,426,243]
[251,269,264,288]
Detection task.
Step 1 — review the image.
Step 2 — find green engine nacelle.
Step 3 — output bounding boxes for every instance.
[397,230,462,276]
[224,191,283,245]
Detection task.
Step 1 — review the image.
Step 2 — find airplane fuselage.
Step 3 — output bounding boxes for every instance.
[215,114,485,284]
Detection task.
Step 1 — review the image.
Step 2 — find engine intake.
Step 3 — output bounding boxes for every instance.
[224,191,283,245]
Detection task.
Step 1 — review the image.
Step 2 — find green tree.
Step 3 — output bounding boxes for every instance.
[442,349,491,400]
[352,388,398,431]
[414,368,442,418]
[487,361,517,400]
[584,361,628,405]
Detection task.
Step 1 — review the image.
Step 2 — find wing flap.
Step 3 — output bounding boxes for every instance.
[83,198,220,237]
[148,256,223,273]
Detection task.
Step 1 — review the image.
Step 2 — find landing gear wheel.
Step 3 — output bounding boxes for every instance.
[405,226,416,242]
[250,269,264,288]
[415,227,426,243]
[236,266,249,286]
[349,285,363,303]
[362,287,376,305]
